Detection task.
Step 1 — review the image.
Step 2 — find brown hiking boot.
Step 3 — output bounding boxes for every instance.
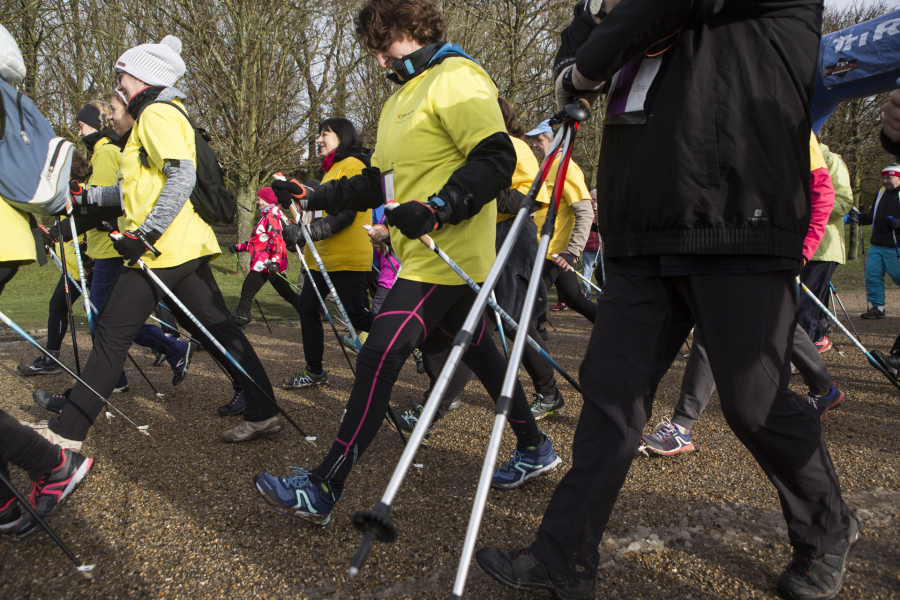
[860,305,886,319]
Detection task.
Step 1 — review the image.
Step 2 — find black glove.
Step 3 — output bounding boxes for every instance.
[69,180,85,205]
[81,253,95,275]
[266,261,278,274]
[888,216,900,230]
[283,223,303,246]
[272,179,313,210]
[386,200,446,239]
[558,251,577,267]
[227,242,239,254]
[846,207,860,225]
[112,229,159,266]
[38,225,58,249]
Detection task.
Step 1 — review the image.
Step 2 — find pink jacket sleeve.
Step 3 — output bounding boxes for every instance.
[803,167,835,261]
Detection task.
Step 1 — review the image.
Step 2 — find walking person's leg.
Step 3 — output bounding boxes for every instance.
[580,251,598,300]
[544,259,597,322]
[864,246,889,313]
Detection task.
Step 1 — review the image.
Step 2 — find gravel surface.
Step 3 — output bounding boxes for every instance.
[0,289,898,599]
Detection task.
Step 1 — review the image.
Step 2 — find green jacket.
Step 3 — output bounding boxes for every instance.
[812,144,853,264]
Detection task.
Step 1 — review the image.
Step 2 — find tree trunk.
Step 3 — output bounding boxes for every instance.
[235,184,257,273]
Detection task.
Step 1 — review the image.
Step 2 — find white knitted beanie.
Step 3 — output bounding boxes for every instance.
[115,35,185,87]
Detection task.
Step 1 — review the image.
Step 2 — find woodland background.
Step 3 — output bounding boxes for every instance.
[1,0,896,249]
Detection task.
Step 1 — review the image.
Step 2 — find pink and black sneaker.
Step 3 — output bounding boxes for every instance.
[0,497,21,532]
[13,448,93,538]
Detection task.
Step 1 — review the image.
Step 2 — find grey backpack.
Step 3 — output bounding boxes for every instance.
[0,77,73,216]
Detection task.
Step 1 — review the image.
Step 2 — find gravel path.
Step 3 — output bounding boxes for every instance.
[0,289,898,599]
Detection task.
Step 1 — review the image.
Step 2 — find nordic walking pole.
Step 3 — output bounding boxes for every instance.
[47,247,164,398]
[451,109,585,600]
[551,253,603,295]
[53,222,81,376]
[0,308,150,433]
[368,218,584,394]
[490,291,509,359]
[800,279,900,391]
[348,101,590,582]
[597,234,605,287]
[232,252,272,334]
[361,223,401,277]
[101,224,314,443]
[0,471,94,576]
[829,282,861,340]
[274,271,349,328]
[65,203,93,334]
[275,174,359,344]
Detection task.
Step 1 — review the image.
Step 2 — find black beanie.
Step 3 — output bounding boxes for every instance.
[76,104,101,130]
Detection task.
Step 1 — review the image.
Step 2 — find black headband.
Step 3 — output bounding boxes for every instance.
[76,104,101,130]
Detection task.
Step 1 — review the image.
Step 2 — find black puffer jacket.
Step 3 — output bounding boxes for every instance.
[566,0,822,260]
[860,188,900,248]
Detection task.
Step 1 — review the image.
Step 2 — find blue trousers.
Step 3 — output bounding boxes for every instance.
[864,244,900,307]
[91,258,187,386]
[580,251,599,300]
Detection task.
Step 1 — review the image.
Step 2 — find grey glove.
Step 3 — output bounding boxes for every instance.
[555,65,606,111]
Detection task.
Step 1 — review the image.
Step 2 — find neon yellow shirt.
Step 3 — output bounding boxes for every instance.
[498,137,550,223]
[306,157,372,272]
[120,100,220,268]
[545,157,590,258]
[372,58,506,285]
[86,136,123,260]
[0,200,36,264]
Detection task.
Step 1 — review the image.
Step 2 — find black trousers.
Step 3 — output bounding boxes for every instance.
[237,270,300,313]
[310,279,542,493]
[0,410,62,503]
[0,261,19,295]
[49,257,278,441]
[423,319,559,419]
[531,268,850,578]
[542,259,597,323]
[46,272,92,351]
[297,269,372,370]
[798,260,838,343]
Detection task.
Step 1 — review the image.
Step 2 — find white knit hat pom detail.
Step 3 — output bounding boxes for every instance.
[160,35,182,55]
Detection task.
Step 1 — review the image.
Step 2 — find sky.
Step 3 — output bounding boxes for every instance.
[826,0,898,10]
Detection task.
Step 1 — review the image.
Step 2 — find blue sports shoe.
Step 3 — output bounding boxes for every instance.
[491,436,562,490]
[253,468,337,525]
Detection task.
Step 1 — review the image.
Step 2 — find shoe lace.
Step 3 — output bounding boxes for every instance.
[529,393,545,408]
[28,476,46,505]
[787,548,817,580]
[284,468,310,489]
[503,450,524,469]
[230,391,242,405]
[510,547,531,559]
[648,417,676,441]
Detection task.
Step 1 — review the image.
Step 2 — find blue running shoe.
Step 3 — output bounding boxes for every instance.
[253,469,337,525]
[491,436,562,490]
[641,417,693,456]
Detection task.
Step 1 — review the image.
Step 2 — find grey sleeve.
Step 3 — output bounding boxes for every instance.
[85,183,123,207]
[566,200,594,256]
[137,160,196,238]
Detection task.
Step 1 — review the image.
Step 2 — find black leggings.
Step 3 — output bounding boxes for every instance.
[46,272,92,352]
[297,269,372,371]
[0,261,19,295]
[310,279,543,494]
[237,270,300,313]
[0,410,62,503]
[542,259,597,323]
[49,257,278,441]
[423,319,559,419]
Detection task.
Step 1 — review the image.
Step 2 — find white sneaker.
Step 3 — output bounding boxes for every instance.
[221,416,284,443]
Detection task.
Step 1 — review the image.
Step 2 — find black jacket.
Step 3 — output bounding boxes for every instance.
[568,0,822,259]
[860,188,900,248]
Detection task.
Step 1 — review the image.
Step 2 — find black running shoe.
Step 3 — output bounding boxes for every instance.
[413,349,426,375]
[389,404,433,443]
[536,324,551,341]
[17,354,62,377]
[171,342,193,387]
[476,546,596,600]
[0,497,21,533]
[871,349,900,380]
[33,389,68,413]
[13,448,94,538]
[529,391,565,420]
[153,352,166,367]
[218,390,246,416]
[776,512,860,600]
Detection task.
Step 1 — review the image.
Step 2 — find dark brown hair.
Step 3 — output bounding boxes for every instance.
[70,151,91,181]
[356,0,445,52]
[498,97,526,139]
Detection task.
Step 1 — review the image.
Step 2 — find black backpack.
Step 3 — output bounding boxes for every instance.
[137,100,236,225]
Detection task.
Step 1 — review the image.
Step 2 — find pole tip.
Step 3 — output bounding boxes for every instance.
[349,566,359,579]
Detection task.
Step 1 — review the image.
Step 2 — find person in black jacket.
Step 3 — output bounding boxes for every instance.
[857,164,900,319]
[475,2,856,600]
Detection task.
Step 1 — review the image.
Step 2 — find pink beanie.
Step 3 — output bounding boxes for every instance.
[257,187,277,205]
